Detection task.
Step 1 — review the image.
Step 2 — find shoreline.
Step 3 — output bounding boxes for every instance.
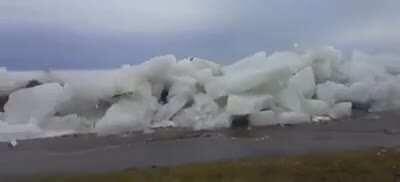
[0,110,400,176]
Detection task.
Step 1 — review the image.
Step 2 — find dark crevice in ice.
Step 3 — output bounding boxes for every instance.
[351,102,371,111]
[182,98,194,109]
[24,80,43,89]
[215,96,228,108]
[112,92,134,100]
[158,87,169,105]
[231,115,250,129]
[0,95,9,112]
[195,83,207,94]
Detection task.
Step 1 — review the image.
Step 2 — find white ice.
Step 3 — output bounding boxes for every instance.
[1,47,400,140]
[4,83,68,124]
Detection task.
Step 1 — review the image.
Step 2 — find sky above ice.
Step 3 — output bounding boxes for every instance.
[1,0,400,70]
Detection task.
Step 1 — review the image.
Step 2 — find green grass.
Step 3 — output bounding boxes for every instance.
[30,148,400,182]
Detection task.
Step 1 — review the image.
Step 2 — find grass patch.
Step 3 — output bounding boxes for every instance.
[29,148,400,182]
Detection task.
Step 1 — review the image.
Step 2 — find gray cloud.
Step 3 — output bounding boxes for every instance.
[0,0,237,33]
[1,0,400,69]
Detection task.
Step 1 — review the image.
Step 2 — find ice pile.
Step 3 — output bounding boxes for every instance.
[1,46,400,141]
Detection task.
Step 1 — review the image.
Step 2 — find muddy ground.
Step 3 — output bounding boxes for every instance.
[0,110,400,177]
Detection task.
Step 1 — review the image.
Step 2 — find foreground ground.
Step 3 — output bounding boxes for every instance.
[12,148,400,182]
[1,110,400,181]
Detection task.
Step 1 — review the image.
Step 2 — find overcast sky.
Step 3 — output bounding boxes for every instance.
[1,0,400,70]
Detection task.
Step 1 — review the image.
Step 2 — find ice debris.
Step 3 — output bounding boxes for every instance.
[9,139,17,148]
[0,47,400,140]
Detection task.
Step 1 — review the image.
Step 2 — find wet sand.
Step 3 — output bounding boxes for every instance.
[0,111,400,177]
